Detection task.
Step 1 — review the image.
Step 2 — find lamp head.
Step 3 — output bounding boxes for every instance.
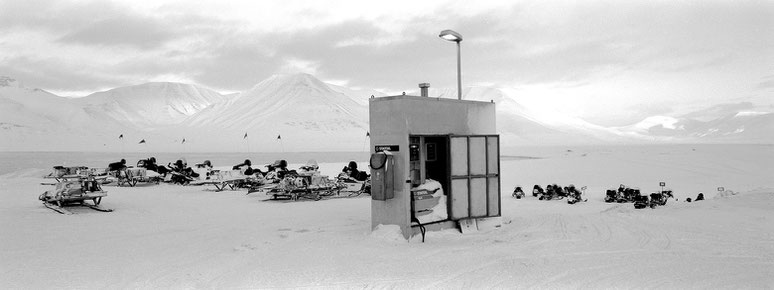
[439,29,462,42]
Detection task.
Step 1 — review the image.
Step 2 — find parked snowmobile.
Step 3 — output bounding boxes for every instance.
[512,186,525,199]
[566,185,587,204]
[336,172,371,197]
[604,189,619,203]
[649,189,675,208]
[633,193,649,209]
[532,185,544,197]
[39,175,113,214]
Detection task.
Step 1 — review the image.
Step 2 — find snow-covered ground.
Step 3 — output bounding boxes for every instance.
[1,145,772,288]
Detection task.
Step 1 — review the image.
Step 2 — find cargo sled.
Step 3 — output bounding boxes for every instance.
[193,170,254,191]
[39,176,113,214]
[255,171,340,201]
[112,167,161,187]
[44,166,89,182]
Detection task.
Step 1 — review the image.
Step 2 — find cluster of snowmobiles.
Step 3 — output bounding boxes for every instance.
[512,184,587,204]
[605,184,676,209]
[39,158,371,213]
[247,160,371,201]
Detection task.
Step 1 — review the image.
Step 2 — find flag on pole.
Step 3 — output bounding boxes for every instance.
[139,139,146,144]
[181,138,186,144]
[244,133,248,139]
[366,131,370,137]
[277,135,281,140]
[119,134,123,139]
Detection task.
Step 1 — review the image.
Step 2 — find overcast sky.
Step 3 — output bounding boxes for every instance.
[1,0,772,125]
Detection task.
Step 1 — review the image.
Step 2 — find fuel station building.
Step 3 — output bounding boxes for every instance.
[369,85,501,239]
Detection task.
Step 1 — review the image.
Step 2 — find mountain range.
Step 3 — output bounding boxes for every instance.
[0,74,771,152]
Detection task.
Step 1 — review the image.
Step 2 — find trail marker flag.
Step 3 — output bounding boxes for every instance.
[139,139,146,144]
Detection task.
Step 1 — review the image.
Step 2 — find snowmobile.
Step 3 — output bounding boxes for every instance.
[604,189,620,203]
[566,185,587,204]
[649,189,675,208]
[532,185,544,197]
[633,193,649,209]
[512,186,525,199]
[39,175,113,214]
[335,172,371,197]
[618,187,641,203]
[540,184,566,200]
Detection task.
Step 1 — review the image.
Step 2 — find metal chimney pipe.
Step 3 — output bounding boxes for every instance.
[419,83,430,97]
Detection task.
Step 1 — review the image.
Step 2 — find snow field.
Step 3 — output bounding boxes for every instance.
[0,145,772,288]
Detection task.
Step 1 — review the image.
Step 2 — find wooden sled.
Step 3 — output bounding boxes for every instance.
[39,177,113,214]
[192,170,251,191]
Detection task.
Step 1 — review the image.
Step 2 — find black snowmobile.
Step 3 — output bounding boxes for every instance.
[633,193,649,209]
[512,186,525,199]
[649,189,675,208]
[532,185,544,197]
[604,189,619,203]
[566,185,587,204]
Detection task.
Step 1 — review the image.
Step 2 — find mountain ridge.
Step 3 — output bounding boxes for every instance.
[1,73,771,151]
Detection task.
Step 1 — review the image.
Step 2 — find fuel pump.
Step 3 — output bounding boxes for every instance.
[370,151,394,200]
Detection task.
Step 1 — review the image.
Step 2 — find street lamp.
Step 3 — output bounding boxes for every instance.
[439,29,463,100]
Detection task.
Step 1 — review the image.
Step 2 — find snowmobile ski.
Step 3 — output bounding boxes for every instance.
[42,202,73,215]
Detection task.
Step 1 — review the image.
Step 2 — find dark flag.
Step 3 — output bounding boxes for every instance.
[277,135,281,140]
[366,131,370,137]
[181,138,186,144]
[119,134,123,140]
[139,139,146,144]
[244,133,248,139]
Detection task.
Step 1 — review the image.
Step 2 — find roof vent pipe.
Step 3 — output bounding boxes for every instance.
[419,83,430,97]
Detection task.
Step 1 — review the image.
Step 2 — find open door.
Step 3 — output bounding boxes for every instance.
[449,135,500,220]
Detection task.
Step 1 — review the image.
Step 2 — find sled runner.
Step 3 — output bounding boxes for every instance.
[39,176,113,214]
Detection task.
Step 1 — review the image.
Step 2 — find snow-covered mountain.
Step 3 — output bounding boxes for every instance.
[617,105,774,144]
[1,74,771,152]
[74,82,226,128]
[180,73,370,151]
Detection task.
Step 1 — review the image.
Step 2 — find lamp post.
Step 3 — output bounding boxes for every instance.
[439,29,463,100]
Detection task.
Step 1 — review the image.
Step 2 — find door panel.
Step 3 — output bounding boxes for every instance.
[470,178,487,217]
[450,179,469,219]
[450,137,468,176]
